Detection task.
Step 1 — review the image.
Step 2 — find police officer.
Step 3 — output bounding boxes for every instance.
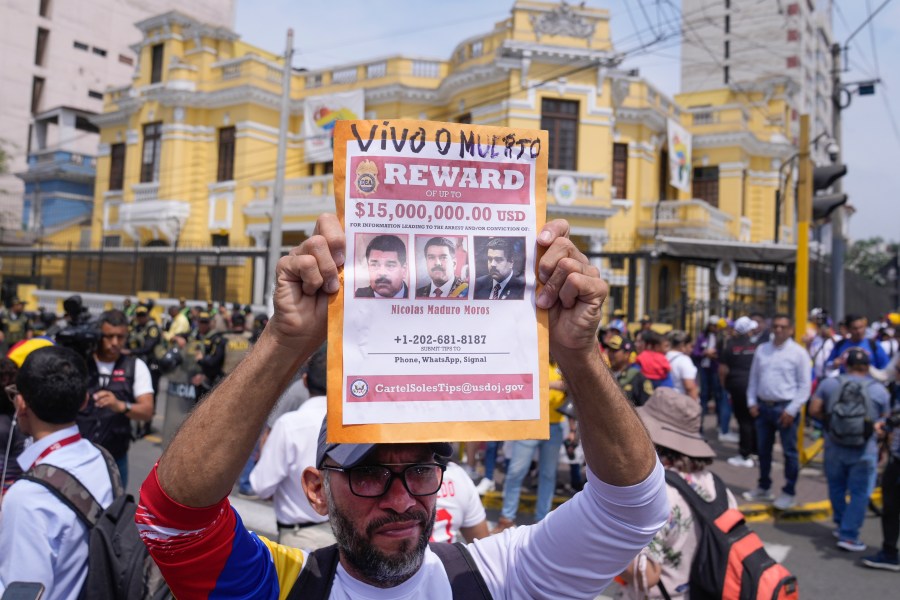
[220,313,252,377]
[0,297,33,353]
[190,311,225,399]
[127,304,163,437]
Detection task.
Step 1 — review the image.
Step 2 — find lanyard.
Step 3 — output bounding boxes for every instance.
[30,433,82,470]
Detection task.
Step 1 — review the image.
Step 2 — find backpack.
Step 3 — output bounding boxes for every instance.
[826,376,875,447]
[659,470,798,600]
[21,445,172,600]
[286,541,493,599]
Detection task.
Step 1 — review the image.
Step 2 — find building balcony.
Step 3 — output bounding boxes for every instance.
[18,150,96,183]
[118,200,190,243]
[638,200,735,241]
[132,182,160,203]
[244,170,616,222]
[548,170,608,205]
[245,175,336,218]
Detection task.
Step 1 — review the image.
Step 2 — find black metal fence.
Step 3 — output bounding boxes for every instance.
[2,245,894,325]
[0,245,268,304]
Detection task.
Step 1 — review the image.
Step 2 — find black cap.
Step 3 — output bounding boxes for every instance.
[845,347,871,367]
[315,416,452,469]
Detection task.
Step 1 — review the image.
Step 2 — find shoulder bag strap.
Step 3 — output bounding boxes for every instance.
[663,469,726,524]
[656,580,673,600]
[286,543,340,600]
[93,443,124,498]
[429,542,494,599]
[20,464,102,530]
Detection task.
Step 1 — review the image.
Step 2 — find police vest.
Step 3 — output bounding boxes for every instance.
[3,315,29,345]
[77,355,137,460]
[129,320,164,360]
[221,332,251,375]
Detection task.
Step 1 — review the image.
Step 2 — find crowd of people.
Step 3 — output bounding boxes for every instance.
[1,228,900,597]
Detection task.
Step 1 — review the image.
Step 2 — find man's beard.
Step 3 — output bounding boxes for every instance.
[325,484,435,588]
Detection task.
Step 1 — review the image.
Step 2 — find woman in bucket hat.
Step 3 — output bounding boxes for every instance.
[615,387,738,599]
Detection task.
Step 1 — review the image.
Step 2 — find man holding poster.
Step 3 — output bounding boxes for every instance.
[136,212,667,599]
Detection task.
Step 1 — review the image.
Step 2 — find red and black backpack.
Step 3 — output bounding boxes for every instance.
[660,470,798,600]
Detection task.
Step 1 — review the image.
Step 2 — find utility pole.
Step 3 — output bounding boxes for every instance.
[829,42,845,320]
[265,28,294,308]
[794,115,811,342]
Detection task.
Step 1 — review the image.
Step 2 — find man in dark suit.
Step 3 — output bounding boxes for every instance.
[354,234,409,298]
[415,237,468,299]
[473,237,525,300]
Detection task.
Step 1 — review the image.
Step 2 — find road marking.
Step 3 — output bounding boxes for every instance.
[764,542,792,563]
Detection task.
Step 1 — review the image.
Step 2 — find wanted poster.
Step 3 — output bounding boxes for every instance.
[328,119,549,443]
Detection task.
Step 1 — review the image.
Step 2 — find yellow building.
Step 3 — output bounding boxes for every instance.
[82,1,797,315]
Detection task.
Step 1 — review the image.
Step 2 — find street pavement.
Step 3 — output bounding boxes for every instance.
[127,397,897,596]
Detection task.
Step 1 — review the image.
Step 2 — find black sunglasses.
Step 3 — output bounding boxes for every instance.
[319,462,446,498]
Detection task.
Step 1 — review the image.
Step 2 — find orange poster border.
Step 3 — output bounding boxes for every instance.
[327,119,549,444]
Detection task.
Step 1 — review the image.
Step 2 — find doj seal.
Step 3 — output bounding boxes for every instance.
[350,379,369,398]
[355,159,379,196]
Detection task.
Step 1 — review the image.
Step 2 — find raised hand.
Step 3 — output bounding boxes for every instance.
[267,213,346,352]
[535,219,607,358]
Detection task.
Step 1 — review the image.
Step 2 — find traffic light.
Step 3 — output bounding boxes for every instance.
[812,163,848,220]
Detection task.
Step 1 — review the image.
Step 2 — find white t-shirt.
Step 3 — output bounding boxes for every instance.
[666,351,697,395]
[430,462,486,544]
[95,357,154,398]
[321,464,669,600]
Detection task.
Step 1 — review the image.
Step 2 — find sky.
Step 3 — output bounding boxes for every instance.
[234,0,900,243]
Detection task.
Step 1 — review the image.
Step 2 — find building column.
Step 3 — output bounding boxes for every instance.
[253,232,269,306]
[588,233,605,278]
[58,110,77,148]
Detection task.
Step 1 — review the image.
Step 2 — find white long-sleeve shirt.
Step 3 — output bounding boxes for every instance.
[747,339,812,417]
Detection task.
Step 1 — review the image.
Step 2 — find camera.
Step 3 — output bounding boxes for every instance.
[885,410,900,431]
[54,295,99,361]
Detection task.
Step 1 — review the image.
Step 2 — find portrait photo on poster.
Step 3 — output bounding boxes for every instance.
[415,235,470,299]
[472,236,526,300]
[354,232,410,299]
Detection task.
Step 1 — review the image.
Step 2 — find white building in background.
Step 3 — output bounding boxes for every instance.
[0,0,235,233]
[680,0,834,161]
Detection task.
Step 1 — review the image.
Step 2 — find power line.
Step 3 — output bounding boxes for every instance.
[664,0,773,124]
[293,10,509,61]
[864,0,882,78]
[623,1,646,46]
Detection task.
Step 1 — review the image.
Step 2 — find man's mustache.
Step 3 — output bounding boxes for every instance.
[366,511,429,538]
[374,277,393,285]
[430,266,446,274]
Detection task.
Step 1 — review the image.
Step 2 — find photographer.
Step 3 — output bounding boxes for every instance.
[75,310,153,487]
